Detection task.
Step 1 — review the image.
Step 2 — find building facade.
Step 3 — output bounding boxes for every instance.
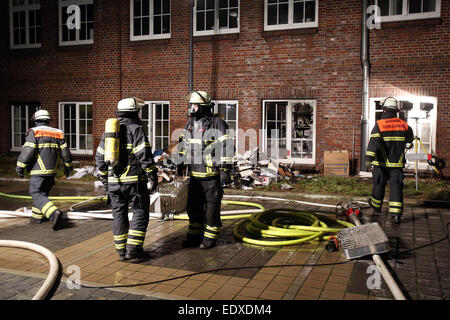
[1,0,448,175]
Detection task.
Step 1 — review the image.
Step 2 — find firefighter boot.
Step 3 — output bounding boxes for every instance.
[125,247,151,260]
[391,214,401,225]
[30,216,46,224]
[199,238,217,250]
[117,249,127,261]
[49,210,63,231]
[182,235,203,248]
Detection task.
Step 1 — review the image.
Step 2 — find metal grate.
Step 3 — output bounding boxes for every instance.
[337,222,390,260]
[156,180,189,214]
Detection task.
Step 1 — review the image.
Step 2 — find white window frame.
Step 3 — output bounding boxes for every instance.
[375,0,441,23]
[264,0,319,31]
[9,0,42,49]
[213,100,239,153]
[58,102,93,155]
[58,0,94,46]
[262,99,316,164]
[142,101,170,151]
[130,0,171,41]
[10,103,40,151]
[193,0,240,36]
[369,96,437,171]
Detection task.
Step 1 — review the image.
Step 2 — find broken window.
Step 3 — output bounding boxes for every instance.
[263,100,316,163]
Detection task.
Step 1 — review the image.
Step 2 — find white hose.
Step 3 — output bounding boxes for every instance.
[0,240,59,300]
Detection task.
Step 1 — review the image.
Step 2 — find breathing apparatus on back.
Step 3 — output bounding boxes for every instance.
[104,97,145,177]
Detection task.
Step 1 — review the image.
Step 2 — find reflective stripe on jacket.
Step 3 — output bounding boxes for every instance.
[178,115,234,179]
[16,124,72,176]
[366,112,414,168]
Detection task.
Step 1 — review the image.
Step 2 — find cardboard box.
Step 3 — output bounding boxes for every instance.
[324,150,349,176]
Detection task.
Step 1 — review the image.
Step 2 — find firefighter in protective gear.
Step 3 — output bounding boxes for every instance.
[366,97,414,224]
[176,91,234,249]
[95,97,158,261]
[16,109,73,230]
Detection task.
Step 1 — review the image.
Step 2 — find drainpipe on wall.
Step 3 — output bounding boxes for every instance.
[188,0,194,92]
[360,0,370,172]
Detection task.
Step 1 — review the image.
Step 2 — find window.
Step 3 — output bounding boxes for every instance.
[130,0,171,41]
[141,102,170,151]
[262,100,316,164]
[11,102,40,150]
[59,102,93,154]
[59,0,94,46]
[9,0,41,49]
[194,0,239,36]
[264,0,318,31]
[369,96,437,170]
[213,100,238,148]
[375,0,441,22]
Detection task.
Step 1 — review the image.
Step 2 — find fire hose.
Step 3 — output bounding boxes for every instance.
[0,240,59,300]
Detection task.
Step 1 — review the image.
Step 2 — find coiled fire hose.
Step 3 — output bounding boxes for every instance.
[234,208,354,247]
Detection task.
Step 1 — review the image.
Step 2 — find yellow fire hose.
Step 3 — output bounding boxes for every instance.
[0,192,106,202]
[234,208,354,246]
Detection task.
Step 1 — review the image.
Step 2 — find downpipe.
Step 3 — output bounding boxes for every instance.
[360,0,370,172]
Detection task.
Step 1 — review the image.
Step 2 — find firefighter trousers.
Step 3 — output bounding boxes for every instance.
[109,182,150,254]
[186,175,223,242]
[369,166,404,216]
[29,175,59,221]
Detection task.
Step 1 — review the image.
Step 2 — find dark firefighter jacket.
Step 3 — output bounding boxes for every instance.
[178,114,234,179]
[16,122,73,176]
[95,113,156,184]
[366,112,414,168]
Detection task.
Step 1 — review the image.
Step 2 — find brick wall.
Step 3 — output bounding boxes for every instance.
[0,0,448,176]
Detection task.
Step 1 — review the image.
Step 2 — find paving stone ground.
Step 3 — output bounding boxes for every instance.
[0,181,448,301]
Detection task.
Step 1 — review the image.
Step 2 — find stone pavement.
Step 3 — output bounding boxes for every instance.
[0,188,448,301]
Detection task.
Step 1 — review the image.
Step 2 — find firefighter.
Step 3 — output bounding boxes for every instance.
[95,97,158,261]
[176,91,234,249]
[366,97,414,224]
[16,109,73,230]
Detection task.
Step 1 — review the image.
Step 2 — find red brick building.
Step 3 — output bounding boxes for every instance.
[1,0,448,175]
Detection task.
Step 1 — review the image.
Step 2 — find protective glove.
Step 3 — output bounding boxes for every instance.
[147,171,158,193]
[220,169,232,187]
[16,167,24,178]
[365,161,373,172]
[64,165,73,178]
[101,177,108,194]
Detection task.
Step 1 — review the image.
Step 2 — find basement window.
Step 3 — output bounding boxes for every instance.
[194,0,240,36]
[59,0,94,46]
[59,102,93,154]
[9,0,41,49]
[141,102,170,151]
[375,0,441,22]
[11,102,40,150]
[264,0,318,31]
[262,100,316,164]
[130,0,171,41]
